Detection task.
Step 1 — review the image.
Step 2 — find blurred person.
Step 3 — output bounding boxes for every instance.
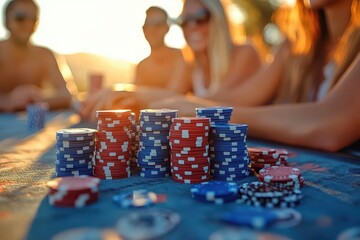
[135,6,188,90]
[81,0,261,119]
[151,0,360,151]
[0,0,72,112]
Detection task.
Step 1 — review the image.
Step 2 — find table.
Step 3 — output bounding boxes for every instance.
[0,111,359,240]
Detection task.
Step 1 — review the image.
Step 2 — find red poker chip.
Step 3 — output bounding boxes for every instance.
[258,166,302,183]
[172,117,210,124]
[171,158,210,165]
[171,167,210,175]
[49,195,98,207]
[248,147,277,156]
[47,176,100,192]
[171,162,210,169]
[172,176,211,184]
[93,165,130,172]
[96,109,132,117]
[172,173,210,181]
[94,173,131,179]
[93,160,130,167]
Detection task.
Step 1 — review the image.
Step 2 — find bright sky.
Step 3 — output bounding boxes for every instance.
[0,0,185,63]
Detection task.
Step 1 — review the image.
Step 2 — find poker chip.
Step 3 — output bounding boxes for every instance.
[47,176,100,208]
[238,181,303,208]
[27,103,48,130]
[55,128,96,177]
[170,117,211,183]
[94,110,133,179]
[209,123,250,181]
[248,147,291,172]
[220,206,278,228]
[191,181,238,204]
[112,189,158,208]
[258,166,302,185]
[196,106,233,125]
[115,208,180,240]
[137,109,177,178]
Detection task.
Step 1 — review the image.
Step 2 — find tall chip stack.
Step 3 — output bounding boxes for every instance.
[169,117,211,183]
[196,107,250,181]
[209,124,250,181]
[137,109,178,178]
[94,110,132,179]
[55,128,96,177]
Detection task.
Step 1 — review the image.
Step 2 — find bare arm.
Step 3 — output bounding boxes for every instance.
[208,41,289,106]
[232,52,360,151]
[42,49,72,109]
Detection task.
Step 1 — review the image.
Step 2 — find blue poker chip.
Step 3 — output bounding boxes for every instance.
[192,193,238,204]
[211,161,247,168]
[211,124,248,131]
[56,128,97,140]
[113,189,158,208]
[137,158,170,167]
[55,161,92,169]
[137,147,171,156]
[56,148,95,156]
[212,165,249,173]
[55,164,93,172]
[212,168,249,176]
[221,206,278,228]
[140,123,172,131]
[196,107,233,114]
[55,169,93,177]
[212,172,249,181]
[191,181,238,200]
[140,109,178,117]
[139,168,170,178]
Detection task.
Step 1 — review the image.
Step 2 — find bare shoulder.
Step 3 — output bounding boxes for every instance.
[32,45,56,61]
[233,44,260,60]
[167,47,184,58]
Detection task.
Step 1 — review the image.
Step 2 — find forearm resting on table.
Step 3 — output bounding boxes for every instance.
[232,102,359,151]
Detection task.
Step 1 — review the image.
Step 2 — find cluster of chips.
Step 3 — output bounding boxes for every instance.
[130,113,140,173]
[94,110,132,179]
[210,124,250,181]
[248,147,289,172]
[196,107,233,125]
[238,181,303,208]
[169,117,211,184]
[258,166,304,190]
[47,176,100,208]
[191,181,239,204]
[137,109,178,178]
[27,103,48,130]
[55,128,96,177]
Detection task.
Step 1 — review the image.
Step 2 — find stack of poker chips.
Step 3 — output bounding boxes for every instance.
[248,147,288,172]
[27,103,48,130]
[130,112,140,172]
[169,117,211,183]
[47,176,100,208]
[209,124,250,181]
[258,166,304,190]
[94,110,132,179]
[238,181,303,208]
[55,128,96,177]
[137,109,178,178]
[196,107,233,125]
[191,181,239,204]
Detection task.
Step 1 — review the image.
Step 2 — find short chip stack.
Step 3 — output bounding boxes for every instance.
[47,176,100,208]
[137,109,178,178]
[55,128,96,177]
[94,110,132,179]
[248,147,289,172]
[196,107,233,125]
[258,166,304,190]
[169,117,211,183]
[27,103,48,130]
[191,181,239,204]
[209,124,250,181]
[238,181,303,208]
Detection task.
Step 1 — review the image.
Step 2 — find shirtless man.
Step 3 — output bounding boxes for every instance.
[135,6,189,91]
[0,0,72,112]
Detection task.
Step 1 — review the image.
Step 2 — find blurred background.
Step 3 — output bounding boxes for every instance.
[0,0,288,92]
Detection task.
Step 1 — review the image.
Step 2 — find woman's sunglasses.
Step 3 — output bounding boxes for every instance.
[12,12,38,23]
[177,9,211,28]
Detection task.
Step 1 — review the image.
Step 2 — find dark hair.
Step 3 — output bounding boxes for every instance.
[4,0,39,29]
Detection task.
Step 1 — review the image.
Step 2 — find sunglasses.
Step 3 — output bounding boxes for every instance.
[12,12,38,23]
[177,9,211,28]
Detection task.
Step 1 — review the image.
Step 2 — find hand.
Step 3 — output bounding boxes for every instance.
[7,85,44,111]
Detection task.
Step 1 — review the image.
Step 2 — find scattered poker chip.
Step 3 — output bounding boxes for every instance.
[112,189,158,208]
[191,181,238,204]
[47,176,100,208]
[238,181,303,208]
[220,206,278,228]
[51,228,122,240]
[258,166,302,184]
[115,208,180,240]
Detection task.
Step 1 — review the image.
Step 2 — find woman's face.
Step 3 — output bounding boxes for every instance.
[180,0,211,53]
[303,0,338,9]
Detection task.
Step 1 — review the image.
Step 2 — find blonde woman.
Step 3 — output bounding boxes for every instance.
[81,0,261,119]
[154,0,360,151]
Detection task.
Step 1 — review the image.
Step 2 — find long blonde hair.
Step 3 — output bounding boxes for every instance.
[274,0,360,103]
[183,0,234,95]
